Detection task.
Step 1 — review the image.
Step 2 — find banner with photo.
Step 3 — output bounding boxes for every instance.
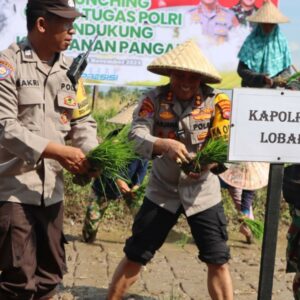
[0,0,279,88]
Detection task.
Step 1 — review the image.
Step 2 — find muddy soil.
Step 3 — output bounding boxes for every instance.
[52,218,294,300]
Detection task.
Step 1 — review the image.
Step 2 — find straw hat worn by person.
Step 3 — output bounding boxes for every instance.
[220,162,270,191]
[219,161,269,243]
[107,40,234,300]
[237,0,292,88]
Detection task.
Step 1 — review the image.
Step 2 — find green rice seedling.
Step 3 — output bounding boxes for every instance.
[87,124,138,179]
[195,138,228,165]
[73,125,138,186]
[181,138,228,174]
[242,217,264,242]
[287,72,300,84]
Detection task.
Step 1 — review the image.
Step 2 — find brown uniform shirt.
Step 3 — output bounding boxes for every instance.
[0,39,98,206]
[129,84,231,216]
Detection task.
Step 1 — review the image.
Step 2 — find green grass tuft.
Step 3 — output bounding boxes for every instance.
[243,217,264,242]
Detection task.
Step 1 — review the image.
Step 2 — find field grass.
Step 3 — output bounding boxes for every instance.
[213,71,242,89]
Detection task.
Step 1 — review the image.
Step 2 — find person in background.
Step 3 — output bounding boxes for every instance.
[237,0,292,88]
[219,162,270,243]
[82,125,148,243]
[107,39,233,300]
[219,179,254,242]
[0,0,98,299]
[189,0,239,44]
[232,0,292,243]
[231,0,257,29]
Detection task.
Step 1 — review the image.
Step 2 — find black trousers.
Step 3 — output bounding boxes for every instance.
[0,201,66,300]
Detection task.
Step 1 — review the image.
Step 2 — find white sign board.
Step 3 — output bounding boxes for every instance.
[229,88,300,163]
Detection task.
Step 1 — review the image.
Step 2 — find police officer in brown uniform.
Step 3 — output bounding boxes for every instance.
[107,40,233,300]
[0,0,98,299]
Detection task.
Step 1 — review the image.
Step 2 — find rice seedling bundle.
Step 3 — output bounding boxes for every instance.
[272,72,300,88]
[181,138,228,174]
[73,125,138,185]
[287,72,300,84]
[87,125,138,179]
[241,217,264,242]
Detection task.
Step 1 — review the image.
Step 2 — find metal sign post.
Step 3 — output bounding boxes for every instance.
[91,85,99,111]
[257,164,284,300]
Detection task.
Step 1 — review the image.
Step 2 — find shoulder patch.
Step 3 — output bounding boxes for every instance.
[138,97,155,118]
[214,93,231,119]
[0,60,14,80]
[217,99,231,120]
[214,93,230,104]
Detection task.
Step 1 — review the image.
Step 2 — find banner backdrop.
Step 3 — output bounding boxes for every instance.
[0,0,278,87]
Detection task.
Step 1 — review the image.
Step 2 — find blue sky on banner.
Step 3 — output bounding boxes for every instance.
[280,0,300,69]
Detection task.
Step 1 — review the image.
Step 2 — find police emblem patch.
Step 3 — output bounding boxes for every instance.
[138,97,154,118]
[60,111,69,124]
[191,107,213,121]
[0,60,13,80]
[160,111,175,120]
[64,96,76,107]
[197,131,208,141]
[159,103,175,120]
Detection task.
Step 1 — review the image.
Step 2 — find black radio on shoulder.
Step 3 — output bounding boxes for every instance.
[67,35,98,85]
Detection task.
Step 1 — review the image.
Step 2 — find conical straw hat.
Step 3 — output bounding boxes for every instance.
[147,39,222,84]
[107,103,137,125]
[247,0,289,24]
[219,162,270,190]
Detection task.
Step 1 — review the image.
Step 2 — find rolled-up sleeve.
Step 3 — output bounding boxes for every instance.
[128,95,158,159]
[0,55,49,165]
[237,61,266,87]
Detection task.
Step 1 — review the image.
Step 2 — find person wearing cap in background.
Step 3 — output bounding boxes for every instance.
[189,0,239,44]
[82,104,149,244]
[107,40,233,300]
[0,0,98,299]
